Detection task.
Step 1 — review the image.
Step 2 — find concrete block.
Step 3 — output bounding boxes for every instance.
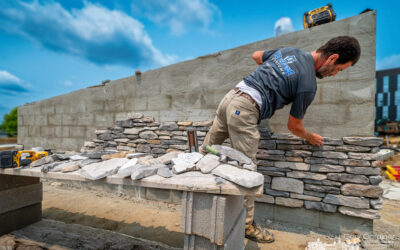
[147,95,172,110]
[181,192,244,246]
[0,176,40,191]
[95,113,114,124]
[69,126,86,138]
[183,210,245,250]
[47,114,63,125]
[319,210,373,233]
[34,115,48,126]
[145,187,171,202]
[0,203,42,236]
[0,183,43,214]
[86,100,104,112]
[62,114,77,126]
[171,190,183,204]
[77,113,94,126]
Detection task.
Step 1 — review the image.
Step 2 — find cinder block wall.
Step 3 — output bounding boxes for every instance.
[18,12,376,151]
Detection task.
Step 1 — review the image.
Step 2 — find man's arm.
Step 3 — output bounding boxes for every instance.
[252,51,264,65]
[287,115,323,146]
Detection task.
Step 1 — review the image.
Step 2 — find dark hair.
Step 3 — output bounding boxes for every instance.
[316,36,361,65]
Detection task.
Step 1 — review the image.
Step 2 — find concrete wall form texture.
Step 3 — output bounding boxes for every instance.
[18,12,376,151]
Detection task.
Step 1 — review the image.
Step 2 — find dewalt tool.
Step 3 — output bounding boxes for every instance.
[0,150,50,168]
[303,4,336,29]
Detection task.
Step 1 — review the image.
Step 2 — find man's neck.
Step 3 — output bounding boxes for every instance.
[310,51,324,71]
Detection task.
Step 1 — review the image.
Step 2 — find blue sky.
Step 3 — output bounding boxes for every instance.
[0,0,399,123]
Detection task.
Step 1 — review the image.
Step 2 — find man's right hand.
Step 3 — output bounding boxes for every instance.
[307,133,324,146]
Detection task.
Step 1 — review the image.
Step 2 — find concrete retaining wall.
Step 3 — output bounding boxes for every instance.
[18,11,376,152]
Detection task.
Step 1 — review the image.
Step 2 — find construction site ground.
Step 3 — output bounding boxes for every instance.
[1,137,399,249]
[0,176,397,250]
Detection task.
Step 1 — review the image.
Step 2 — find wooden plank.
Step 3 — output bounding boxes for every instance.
[0,168,263,197]
[0,183,43,214]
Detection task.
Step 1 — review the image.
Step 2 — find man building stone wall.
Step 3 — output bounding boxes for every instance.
[18,12,376,151]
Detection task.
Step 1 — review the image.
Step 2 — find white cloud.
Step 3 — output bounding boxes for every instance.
[0,1,175,68]
[63,80,73,87]
[132,0,219,35]
[376,54,400,70]
[274,17,294,36]
[0,70,29,95]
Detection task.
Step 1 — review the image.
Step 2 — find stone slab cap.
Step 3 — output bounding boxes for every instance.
[338,206,380,220]
[211,145,252,165]
[196,153,220,174]
[131,164,166,180]
[40,161,63,173]
[342,137,383,147]
[49,161,81,173]
[30,155,57,168]
[80,158,128,180]
[116,158,139,177]
[78,158,101,168]
[212,164,264,188]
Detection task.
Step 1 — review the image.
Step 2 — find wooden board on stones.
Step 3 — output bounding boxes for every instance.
[0,168,262,197]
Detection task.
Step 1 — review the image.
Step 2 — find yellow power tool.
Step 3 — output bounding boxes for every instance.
[303,4,336,29]
[0,150,50,168]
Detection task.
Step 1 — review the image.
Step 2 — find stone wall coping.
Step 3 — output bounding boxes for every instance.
[0,168,262,197]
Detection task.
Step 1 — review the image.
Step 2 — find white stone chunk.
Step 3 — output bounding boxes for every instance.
[211,145,252,165]
[126,153,147,159]
[157,167,173,178]
[116,158,139,177]
[131,164,165,180]
[70,155,89,161]
[196,154,220,173]
[172,159,195,174]
[211,164,264,188]
[175,152,204,165]
[80,158,128,180]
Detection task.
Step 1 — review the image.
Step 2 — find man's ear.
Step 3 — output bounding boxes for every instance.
[327,53,339,64]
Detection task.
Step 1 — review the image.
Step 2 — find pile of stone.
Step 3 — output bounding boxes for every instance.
[27,145,264,189]
[82,112,211,157]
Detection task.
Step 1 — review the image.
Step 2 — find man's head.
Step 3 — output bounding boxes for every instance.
[314,36,361,79]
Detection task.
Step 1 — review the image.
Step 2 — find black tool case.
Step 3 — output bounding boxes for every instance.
[0,151,16,168]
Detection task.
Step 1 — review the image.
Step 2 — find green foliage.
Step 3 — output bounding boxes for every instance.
[0,107,18,137]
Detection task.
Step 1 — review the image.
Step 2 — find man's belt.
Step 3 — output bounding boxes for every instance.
[234,88,260,110]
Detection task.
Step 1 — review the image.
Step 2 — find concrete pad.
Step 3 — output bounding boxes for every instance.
[0,203,42,236]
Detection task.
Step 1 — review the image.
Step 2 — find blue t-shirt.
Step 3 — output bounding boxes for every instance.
[243,47,317,120]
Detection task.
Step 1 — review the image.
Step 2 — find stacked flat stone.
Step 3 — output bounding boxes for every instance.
[82,113,384,220]
[82,113,211,158]
[257,132,384,220]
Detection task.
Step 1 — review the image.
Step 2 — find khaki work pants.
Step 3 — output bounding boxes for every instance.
[201,89,260,225]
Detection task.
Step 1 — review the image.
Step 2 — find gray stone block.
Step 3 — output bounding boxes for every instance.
[343,137,383,147]
[327,173,369,184]
[264,188,290,197]
[341,184,383,198]
[310,164,345,173]
[271,177,303,194]
[323,194,369,209]
[338,206,380,220]
[305,184,340,194]
[312,151,348,159]
[369,176,382,185]
[274,161,310,170]
[304,201,337,213]
[346,166,380,176]
[181,192,244,246]
[286,171,327,180]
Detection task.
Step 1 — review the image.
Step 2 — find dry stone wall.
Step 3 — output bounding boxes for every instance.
[82,113,384,220]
